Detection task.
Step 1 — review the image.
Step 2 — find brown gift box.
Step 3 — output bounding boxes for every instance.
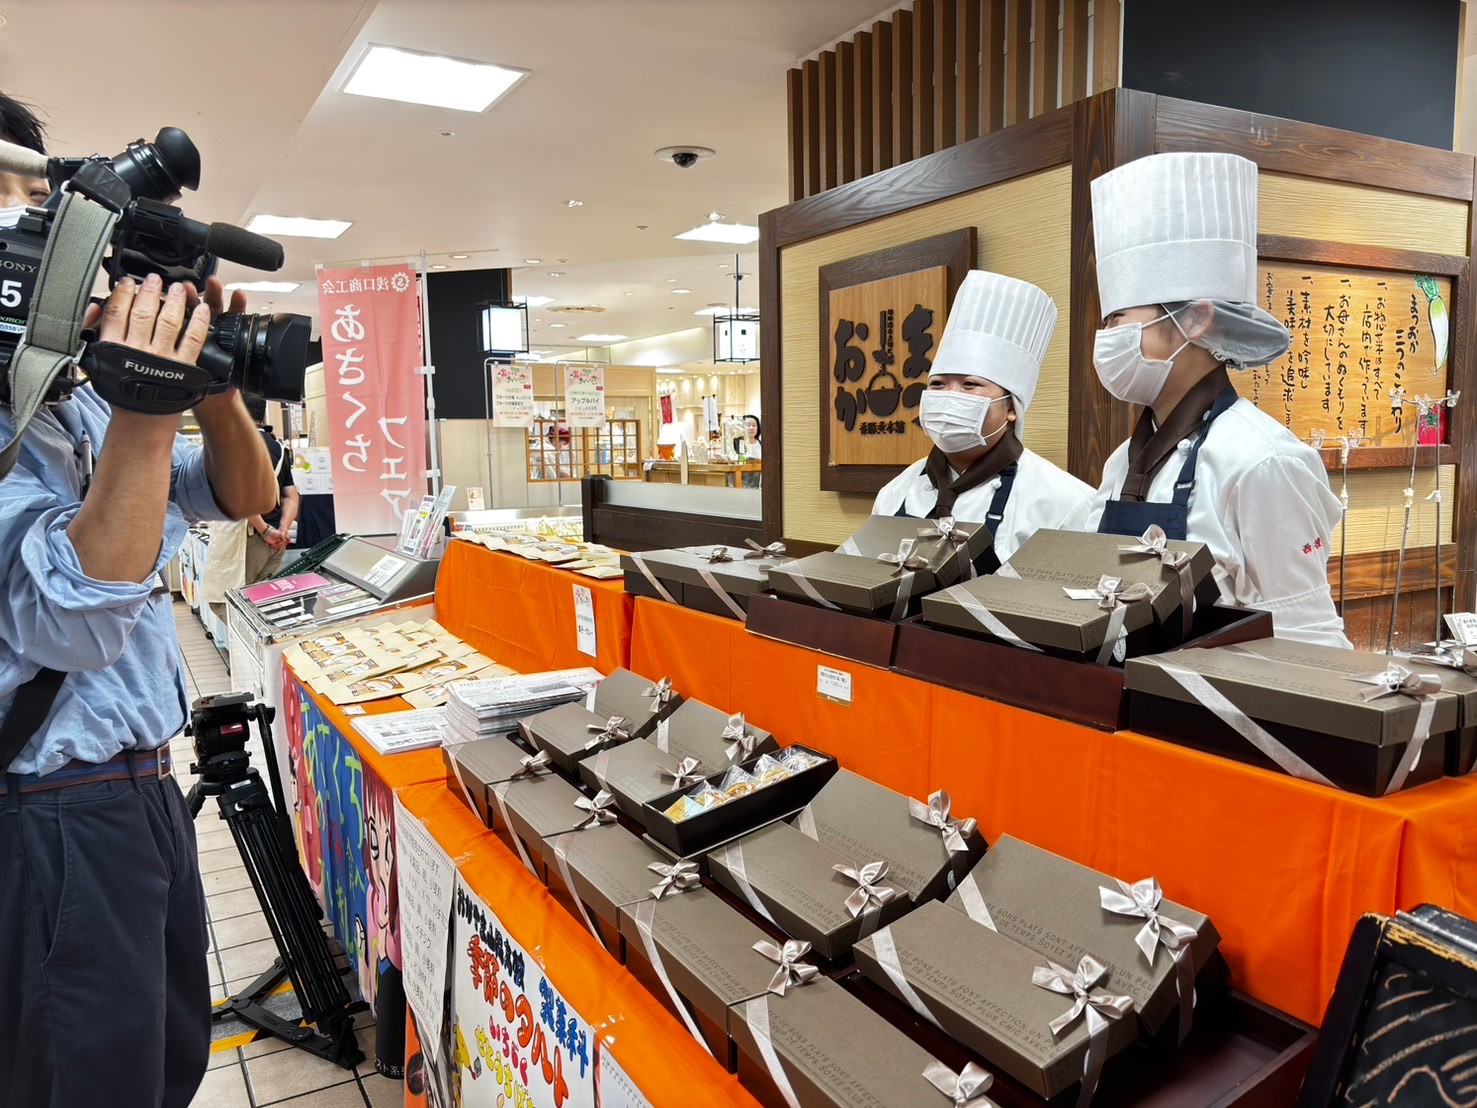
[727,975,953,1108]
[798,769,985,902]
[621,551,684,605]
[921,574,1158,662]
[838,515,993,588]
[767,551,937,619]
[542,823,671,962]
[707,821,913,962]
[519,702,637,776]
[632,546,794,620]
[617,887,784,1070]
[443,737,537,827]
[591,667,681,739]
[854,899,1139,1099]
[946,835,1219,1036]
[1125,644,1460,795]
[487,770,593,884]
[1005,528,1220,641]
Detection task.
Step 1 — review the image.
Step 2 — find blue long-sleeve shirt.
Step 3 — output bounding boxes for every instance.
[0,384,226,776]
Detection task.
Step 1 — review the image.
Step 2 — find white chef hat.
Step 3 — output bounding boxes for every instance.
[1092,152,1259,317]
[930,269,1057,439]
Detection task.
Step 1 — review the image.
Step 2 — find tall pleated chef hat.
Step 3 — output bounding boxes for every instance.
[929,269,1057,439]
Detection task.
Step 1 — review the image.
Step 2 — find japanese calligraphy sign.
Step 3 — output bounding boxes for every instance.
[563,365,606,428]
[1247,262,1454,446]
[817,228,975,493]
[492,361,536,427]
[451,878,595,1108]
[318,263,427,535]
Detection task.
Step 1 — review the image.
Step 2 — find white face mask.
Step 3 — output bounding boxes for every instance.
[918,388,1010,455]
[1093,311,1192,406]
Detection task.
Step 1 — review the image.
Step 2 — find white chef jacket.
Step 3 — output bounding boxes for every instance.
[1087,398,1351,649]
[872,445,1096,564]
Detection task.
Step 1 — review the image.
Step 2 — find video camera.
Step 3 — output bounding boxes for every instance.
[0,126,310,414]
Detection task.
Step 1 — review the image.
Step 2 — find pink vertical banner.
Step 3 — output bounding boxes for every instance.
[317,264,427,535]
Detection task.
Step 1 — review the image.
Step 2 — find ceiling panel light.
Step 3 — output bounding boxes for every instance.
[671,288,691,294]
[667,278,678,283]
[343,45,526,113]
[565,199,584,208]
[549,323,567,329]
[248,214,352,239]
[623,291,636,297]
[675,222,760,245]
[547,271,566,278]
[516,295,557,308]
[451,253,469,259]
[431,263,448,269]
[225,280,301,293]
[524,258,542,264]
[577,333,628,343]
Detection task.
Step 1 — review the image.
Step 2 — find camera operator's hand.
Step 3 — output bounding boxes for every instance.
[95,272,211,366]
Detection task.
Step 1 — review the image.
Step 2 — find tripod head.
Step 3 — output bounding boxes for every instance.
[184,690,276,818]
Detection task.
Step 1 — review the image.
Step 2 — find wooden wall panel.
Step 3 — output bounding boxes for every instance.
[893,8,914,169]
[1061,0,1090,105]
[912,0,936,159]
[819,50,839,193]
[935,0,958,149]
[957,0,983,143]
[786,68,804,203]
[872,21,894,174]
[836,40,857,186]
[1257,173,1468,261]
[1032,0,1059,118]
[983,0,1006,133]
[854,30,875,181]
[1004,0,1032,127]
[801,59,821,201]
[1092,0,1121,92]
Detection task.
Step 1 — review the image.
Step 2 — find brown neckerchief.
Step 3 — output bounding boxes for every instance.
[924,431,1024,519]
[1118,367,1234,502]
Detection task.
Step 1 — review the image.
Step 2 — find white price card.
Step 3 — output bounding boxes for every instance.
[393,795,456,1064]
[573,584,598,657]
[595,1046,653,1108]
[1445,612,1477,646]
[817,664,853,705]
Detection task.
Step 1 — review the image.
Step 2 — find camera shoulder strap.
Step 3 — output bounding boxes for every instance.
[0,190,119,481]
[0,667,66,775]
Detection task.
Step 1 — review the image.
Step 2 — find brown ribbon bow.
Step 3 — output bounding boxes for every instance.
[753,939,820,996]
[584,715,631,750]
[647,859,701,900]
[833,860,897,918]
[574,789,619,829]
[908,790,977,855]
[744,539,787,560]
[922,1061,998,1108]
[1351,666,1442,701]
[510,750,553,779]
[706,546,734,564]
[660,756,706,789]
[643,676,675,706]
[723,713,756,763]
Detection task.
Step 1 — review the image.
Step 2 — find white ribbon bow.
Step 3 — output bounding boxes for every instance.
[643,676,675,706]
[918,516,968,544]
[573,789,618,829]
[1033,955,1134,1108]
[908,790,977,855]
[659,756,706,790]
[723,713,757,762]
[744,539,787,560]
[511,749,553,779]
[922,1060,998,1108]
[1118,525,1195,636]
[1098,877,1198,965]
[584,715,630,750]
[877,538,931,576]
[833,860,897,918]
[752,939,820,995]
[1350,666,1442,701]
[1063,577,1154,665]
[706,546,734,564]
[647,859,701,900]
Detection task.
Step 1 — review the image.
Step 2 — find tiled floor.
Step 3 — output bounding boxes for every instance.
[176,601,402,1108]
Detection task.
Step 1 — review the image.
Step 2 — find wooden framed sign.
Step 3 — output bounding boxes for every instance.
[818,228,976,493]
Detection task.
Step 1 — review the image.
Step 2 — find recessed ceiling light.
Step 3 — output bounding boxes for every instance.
[549,323,567,329]
[636,225,649,231]
[438,130,457,138]
[675,221,760,245]
[517,295,557,308]
[623,292,636,297]
[248,214,352,239]
[451,253,469,259]
[671,288,692,294]
[342,44,526,113]
[547,271,566,278]
[524,258,542,264]
[708,211,724,222]
[577,333,628,343]
[667,278,678,283]
[431,263,448,269]
[565,199,584,208]
[225,280,302,293]
[718,262,730,269]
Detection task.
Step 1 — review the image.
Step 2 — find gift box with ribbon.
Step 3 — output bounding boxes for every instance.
[488,766,602,885]
[518,702,637,776]
[620,543,794,620]
[542,823,678,963]
[946,835,1219,1040]
[442,734,543,828]
[854,898,1140,1102]
[1003,527,1219,645]
[621,550,686,605]
[837,515,994,588]
[1126,643,1460,796]
[589,667,683,739]
[767,546,941,621]
[727,974,973,1108]
[617,886,792,1071]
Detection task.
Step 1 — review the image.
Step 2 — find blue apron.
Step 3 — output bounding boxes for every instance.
[896,463,1017,575]
[1097,387,1238,541]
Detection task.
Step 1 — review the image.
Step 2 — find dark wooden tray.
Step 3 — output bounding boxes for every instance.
[744,591,900,669]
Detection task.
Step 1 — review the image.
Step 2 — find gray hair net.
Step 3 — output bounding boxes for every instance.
[1163,300,1290,370]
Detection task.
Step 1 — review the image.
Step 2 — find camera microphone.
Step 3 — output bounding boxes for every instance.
[0,137,50,181]
[201,221,285,272]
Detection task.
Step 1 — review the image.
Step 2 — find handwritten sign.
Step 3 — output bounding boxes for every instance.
[563,365,606,429]
[1249,263,1453,444]
[394,796,455,1062]
[572,584,597,658]
[492,361,536,428]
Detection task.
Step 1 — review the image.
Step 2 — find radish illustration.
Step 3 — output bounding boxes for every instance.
[1415,274,1448,375]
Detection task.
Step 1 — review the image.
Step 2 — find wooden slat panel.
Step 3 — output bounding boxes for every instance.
[935,0,958,148]
[957,0,982,143]
[819,49,839,192]
[854,30,875,180]
[912,0,936,158]
[1093,0,1121,92]
[1032,0,1059,117]
[1004,0,1032,126]
[786,68,804,202]
[1061,0,1089,104]
[1329,546,1457,601]
[893,8,914,167]
[1456,156,1477,608]
[759,210,783,539]
[872,20,894,173]
[983,0,1006,132]
[836,40,857,185]
[801,58,821,199]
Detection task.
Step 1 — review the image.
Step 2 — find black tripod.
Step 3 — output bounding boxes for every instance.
[185,692,365,1068]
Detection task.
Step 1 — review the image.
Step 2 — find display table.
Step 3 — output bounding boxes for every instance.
[630,596,1477,1026]
[643,460,761,487]
[435,539,633,675]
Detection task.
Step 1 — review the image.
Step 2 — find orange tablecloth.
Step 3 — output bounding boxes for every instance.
[629,596,1477,1025]
[435,539,633,676]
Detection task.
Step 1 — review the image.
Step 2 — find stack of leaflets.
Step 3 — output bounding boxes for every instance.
[351,707,448,756]
[444,668,603,744]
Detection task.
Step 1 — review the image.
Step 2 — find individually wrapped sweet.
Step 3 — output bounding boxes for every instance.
[778,747,824,772]
[685,784,727,810]
[718,765,760,798]
[663,796,708,823]
[751,754,791,786]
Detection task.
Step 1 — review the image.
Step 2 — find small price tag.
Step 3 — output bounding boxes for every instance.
[817,665,853,705]
[1445,612,1477,646]
[573,584,598,657]
[343,705,367,716]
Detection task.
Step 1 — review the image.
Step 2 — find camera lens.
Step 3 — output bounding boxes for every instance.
[201,311,311,403]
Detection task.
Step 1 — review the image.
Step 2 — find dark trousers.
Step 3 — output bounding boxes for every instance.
[0,765,211,1107]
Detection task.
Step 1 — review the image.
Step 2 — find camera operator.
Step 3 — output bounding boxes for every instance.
[0,93,278,1108]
